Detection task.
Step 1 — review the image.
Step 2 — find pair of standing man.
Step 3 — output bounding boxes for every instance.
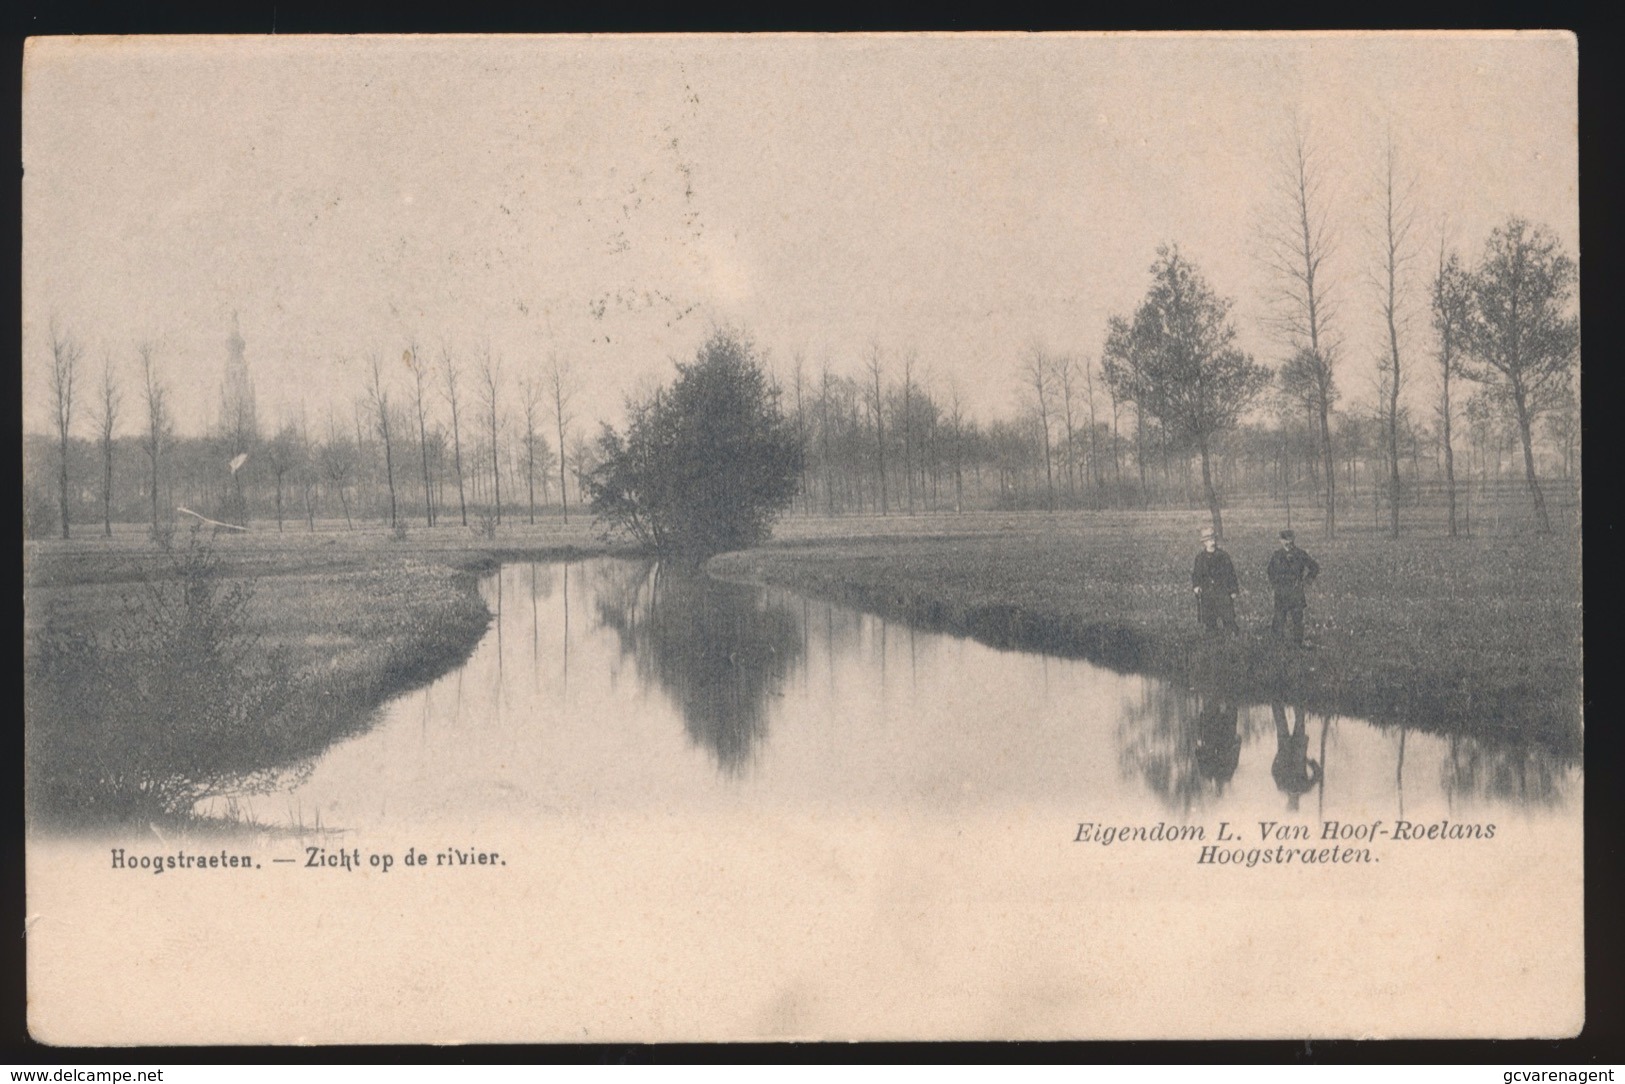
[1191,527,1319,646]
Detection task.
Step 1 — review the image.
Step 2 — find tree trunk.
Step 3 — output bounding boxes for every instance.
[489,405,502,526]
[1513,390,1551,533]
[58,447,70,540]
[1135,403,1147,505]
[903,381,914,514]
[420,425,434,527]
[1387,353,1402,540]
[1200,437,1223,541]
[102,442,113,537]
[382,434,397,528]
[452,413,468,527]
[1319,397,1336,537]
[874,397,887,516]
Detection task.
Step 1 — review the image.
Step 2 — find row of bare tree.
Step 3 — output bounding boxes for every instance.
[1247,135,1578,537]
[28,311,1573,541]
[32,333,589,539]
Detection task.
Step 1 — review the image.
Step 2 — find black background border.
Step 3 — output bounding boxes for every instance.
[2,2,1616,1066]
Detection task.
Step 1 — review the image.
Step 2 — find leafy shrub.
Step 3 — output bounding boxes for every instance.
[584,329,803,558]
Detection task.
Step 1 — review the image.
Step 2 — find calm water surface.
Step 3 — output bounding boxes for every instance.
[250,558,1579,834]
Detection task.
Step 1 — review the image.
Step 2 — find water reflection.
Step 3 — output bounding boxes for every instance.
[1194,695,1241,793]
[1270,702,1323,812]
[1117,680,1265,813]
[592,561,805,773]
[1441,733,1576,809]
[1115,672,1575,819]
[252,559,1580,833]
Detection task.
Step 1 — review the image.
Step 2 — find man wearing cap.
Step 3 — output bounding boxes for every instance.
[1267,529,1320,647]
[1191,526,1240,634]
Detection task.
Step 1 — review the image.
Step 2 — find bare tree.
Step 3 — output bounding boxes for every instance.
[365,352,398,529]
[520,374,543,524]
[1051,354,1080,500]
[900,350,917,513]
[405,343,435,526]
[321,407,357,529]
[95,351,121,537]
[819,359,837,516]
[791,352,810,516]
[478,344,503,525]
[1431,234,1472,536]
[297,408,318,531]
[138,343,168,536]
[865,343,888,515]
[1372,136,1417,538]
[1082,355,1103,494]
[1023,347,1056,509]
[548,354,576,524]
[47,320,82,540]
[440,345,469,527]
[947,379,966,513]
[1259,123,1342,536]
[265,421,300,532]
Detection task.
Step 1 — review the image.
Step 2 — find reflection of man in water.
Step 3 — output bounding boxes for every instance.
[1191,526,1240,634]
[1193,695,1241,791]
[1267,529,1319,647]
[1271,701,1322,811]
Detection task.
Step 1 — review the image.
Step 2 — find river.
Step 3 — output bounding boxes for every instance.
[252,558,1577,833]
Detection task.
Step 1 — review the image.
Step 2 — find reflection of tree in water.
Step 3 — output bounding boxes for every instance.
[1439,732,1577,809]
[1118,678,1251,812]
[592,560,804,774]
[527,563,558,602]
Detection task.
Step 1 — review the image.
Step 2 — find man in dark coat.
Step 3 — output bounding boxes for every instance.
[1267,529,1319,647]
[1191,526,1240,633]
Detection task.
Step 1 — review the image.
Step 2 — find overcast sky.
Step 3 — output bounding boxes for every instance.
[23,32,1577,438]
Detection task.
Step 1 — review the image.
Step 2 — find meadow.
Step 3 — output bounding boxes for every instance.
[727,507,1583,752]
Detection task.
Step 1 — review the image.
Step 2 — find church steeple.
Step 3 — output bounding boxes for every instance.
[221,311,258,450]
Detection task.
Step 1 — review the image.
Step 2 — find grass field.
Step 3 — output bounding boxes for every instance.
[24,506,1582,826]
[723,508,1583,752]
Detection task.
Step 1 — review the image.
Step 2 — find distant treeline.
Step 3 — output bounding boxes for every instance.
[21,360,1575,538]
[26,203,1579,541]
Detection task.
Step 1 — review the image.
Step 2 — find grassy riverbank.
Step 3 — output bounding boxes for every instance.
[24,521,619,827]
[719,509,1583,751]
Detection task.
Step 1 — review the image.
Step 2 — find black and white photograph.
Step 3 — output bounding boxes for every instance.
[20,32,1581,1043]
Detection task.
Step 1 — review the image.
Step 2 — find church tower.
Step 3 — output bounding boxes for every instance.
[221,312,258,452]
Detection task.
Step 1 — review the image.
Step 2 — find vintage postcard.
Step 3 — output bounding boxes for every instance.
[21,32,1581,1044]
